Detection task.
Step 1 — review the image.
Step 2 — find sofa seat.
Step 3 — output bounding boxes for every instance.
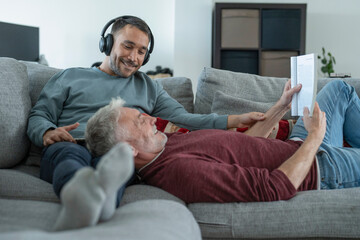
[0,198,200,240]
[189,188,360,239]
[0,198,60,232]
[0,166,58,202]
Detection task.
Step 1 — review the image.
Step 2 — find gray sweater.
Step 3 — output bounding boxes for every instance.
[27,67,227,147]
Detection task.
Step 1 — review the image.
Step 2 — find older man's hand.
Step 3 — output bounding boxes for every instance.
[227,112,265,129]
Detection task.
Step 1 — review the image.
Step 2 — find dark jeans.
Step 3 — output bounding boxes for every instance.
[40,141,134,207]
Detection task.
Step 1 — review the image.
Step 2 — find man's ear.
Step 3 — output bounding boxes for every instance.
[129,145,139,157]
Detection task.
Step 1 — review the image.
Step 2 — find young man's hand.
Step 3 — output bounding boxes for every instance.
[42,123,79,146]
[227,112,265,129]
[303,102,326,141]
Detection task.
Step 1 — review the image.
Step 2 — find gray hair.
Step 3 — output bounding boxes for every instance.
[85,97,128,157]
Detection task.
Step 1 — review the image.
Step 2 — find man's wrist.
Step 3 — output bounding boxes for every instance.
[44,127,55,133]
[305,132,323,145]
[275,100,291,112]
[226,115,237,128]
[43,127,56,138]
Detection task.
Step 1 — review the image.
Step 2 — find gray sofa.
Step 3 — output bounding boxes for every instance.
[1,57,360,239]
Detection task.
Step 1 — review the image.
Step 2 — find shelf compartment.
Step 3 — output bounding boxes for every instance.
[260,51,299,77]
[261,9,301,50]
[221,9,259,48]
[221,50,258,74]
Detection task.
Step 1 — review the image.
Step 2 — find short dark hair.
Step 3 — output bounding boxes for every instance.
[111,16,152,42]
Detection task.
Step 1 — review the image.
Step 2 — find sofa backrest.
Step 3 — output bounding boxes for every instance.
[0,58,32,168]
[22,62,61,107]
[156,77,194,113]
[195,67,360,119]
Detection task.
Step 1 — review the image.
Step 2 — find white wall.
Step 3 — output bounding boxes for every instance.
[0,0,175,73]
[174,0,213,92]
[174,0,360,93]
[1,0,359,93]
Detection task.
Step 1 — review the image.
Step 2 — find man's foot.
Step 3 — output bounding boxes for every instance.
[53,142,134,231]
[95,142,134,221]
[53,167,106,231]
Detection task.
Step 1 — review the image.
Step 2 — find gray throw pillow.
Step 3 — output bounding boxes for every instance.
[195,67,288,114]
[0,58,31,168]
[211,91,292,119]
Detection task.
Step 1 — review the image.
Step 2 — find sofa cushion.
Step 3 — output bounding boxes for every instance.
[120,184,185,207]
[0,199,60,233]
[156,77,194,113]
[20,62,60,167]
[318,77,360,97]
[21,61,61,107]
[195,67,287,115]
[189,188,360,239]
[0,57,32,168]
[211,90,293,119]
[0,199,201,240]
[0,167,58,202]
[24,143,43,167]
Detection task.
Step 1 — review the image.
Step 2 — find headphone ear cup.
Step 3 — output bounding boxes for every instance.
[104,34,114,56]
[142,51,150,66]
[142,30,154,66]
[99,36,106,54]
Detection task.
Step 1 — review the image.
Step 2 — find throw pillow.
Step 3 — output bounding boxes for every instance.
[0,58,32,168]
[211,90,293,119]
[195,67,288,115]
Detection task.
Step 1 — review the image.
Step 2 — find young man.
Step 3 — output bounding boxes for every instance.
[85,80,360,204]
[27,16,264,230]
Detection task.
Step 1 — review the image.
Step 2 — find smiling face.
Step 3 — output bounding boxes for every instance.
[118,108,167,155]
[108,25,149,77]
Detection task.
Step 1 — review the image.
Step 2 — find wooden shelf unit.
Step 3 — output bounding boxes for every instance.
[212,3,307,78]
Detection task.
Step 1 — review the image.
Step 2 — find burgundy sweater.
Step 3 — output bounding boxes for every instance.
[139,130,318,203]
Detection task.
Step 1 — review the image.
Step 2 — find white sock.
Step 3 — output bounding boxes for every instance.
[53,167,106,231]
[95,142,134,222]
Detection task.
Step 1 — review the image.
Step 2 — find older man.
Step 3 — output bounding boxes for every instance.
[85,80,360,204]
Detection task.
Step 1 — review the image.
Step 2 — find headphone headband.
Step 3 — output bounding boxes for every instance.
[99,15,154,65]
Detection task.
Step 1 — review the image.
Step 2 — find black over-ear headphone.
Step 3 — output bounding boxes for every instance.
[99,16,154,66]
